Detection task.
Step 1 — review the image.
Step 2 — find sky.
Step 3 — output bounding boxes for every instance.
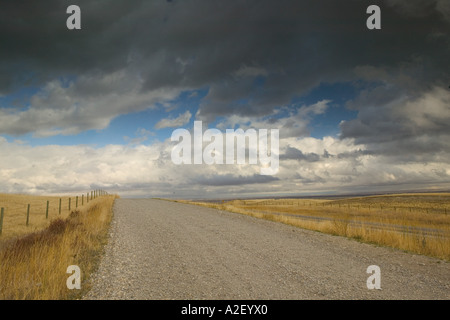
[0,0,449,199]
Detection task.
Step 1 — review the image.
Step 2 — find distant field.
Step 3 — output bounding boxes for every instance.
[0,192,99,242]
[179,193,450,260]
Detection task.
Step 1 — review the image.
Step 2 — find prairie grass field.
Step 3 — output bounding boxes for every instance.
[178,193,450,260]
[0,193,117,300]
[0,193,93,241]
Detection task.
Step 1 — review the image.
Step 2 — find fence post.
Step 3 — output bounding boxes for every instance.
[0,208,4,235]
[69,198,71,211]
[59,198,62,215]
[82,194,84,206]
[87,192,89,203]
[26,204,30,226]
[46,200,49,219]
[76,196,78,208]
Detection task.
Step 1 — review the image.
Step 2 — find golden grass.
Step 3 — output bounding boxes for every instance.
[177,193,450,261]
[0,193,94,241]
[0,194,117,300]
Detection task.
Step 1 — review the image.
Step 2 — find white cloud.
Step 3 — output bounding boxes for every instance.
[232,65,268,78]
[0,70,181,137]
[155,110,192,129]
[1,129,449,198]
[215,99,330,139]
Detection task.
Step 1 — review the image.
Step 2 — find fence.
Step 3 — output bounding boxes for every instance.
[0,190,109,236]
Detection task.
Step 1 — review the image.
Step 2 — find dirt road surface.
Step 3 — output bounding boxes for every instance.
[84,199,449,300]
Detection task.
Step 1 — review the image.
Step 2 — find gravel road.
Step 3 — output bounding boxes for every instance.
[84,199,449,300]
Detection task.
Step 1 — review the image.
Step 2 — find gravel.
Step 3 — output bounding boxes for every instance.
[84,199,449,300]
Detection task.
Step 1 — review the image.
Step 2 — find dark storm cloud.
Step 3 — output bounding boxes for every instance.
[340,85,450,156]
[0,0,145,92]
[1,1,448,102]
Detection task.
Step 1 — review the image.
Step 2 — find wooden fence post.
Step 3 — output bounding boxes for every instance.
[87,192,89,203]
[76,196,78,208]
[82,194,84,206]
[26,204,30,226]
[59,198,62,215]
[0,208,4,235]
[46,200,49,219]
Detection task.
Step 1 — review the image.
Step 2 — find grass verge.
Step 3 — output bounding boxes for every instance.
[0,195,117,300]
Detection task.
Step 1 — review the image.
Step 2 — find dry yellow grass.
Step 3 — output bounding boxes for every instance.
[177,193,450,261]
[0,194,117,300]
[0,193,96,241]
